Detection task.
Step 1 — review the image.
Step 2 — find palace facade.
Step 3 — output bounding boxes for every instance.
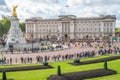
[25,15,116,41]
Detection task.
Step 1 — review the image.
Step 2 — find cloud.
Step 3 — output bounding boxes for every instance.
[66,0,120,27]
[0,0,6,5]
[30,0,59,4]
[0,0,11,19]
[3,0,62,20]
[0,0,120,27]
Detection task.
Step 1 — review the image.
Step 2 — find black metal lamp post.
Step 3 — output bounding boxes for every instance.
[48,30,51,41]
[32,34,34,52]
[57,30,60,41]
[46,35,49,41]
[109,34,112,44]
[30,32,34,53]
[94,35,96,41]
[100,35,102,42]
[9,43,13,54]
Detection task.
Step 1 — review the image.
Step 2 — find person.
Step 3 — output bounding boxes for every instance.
[15,58,17,64]
[1,54,4,64]
[21,57,23,63]
[10,57,12,65]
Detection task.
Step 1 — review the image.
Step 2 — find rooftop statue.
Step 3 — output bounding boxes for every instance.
[12,5,18,18]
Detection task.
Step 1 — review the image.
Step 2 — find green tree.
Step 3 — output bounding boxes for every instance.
[0,22,3,37]
[116,28,120,37]
[0,18,10,37]
[1,18,11,34]
[116,28,120,33]
[19,22,25,32]
[0,18,10,46]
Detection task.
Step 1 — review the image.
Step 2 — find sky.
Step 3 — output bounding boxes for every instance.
[0,0,120,27]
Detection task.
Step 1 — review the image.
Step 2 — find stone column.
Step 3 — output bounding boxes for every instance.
[64,23,66,33]
[58,22,62,40]
[70,22,75,39]
[66,22,68,33]
[100,22,103,34]
[68,23,70,33]
[65,22,67,33]
[33,23,36,38]
[62,23,64,33]
[113,22,115,36]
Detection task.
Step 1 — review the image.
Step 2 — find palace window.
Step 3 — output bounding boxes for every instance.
[99,23,101,26]
[111,23,113,27]
[99,28,101,32]
[83,28,84,31]
[111,28,112,31]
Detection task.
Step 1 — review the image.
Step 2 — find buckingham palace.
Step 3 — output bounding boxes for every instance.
[25,15,116,41]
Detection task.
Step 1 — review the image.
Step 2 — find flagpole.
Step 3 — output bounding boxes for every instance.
[66,5,69,15]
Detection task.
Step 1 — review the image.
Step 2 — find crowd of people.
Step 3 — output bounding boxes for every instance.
[19,44,68,53]
[0,55,12,65]
[0,41,120,65]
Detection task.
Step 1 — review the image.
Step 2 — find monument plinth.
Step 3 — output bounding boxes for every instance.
[6,17,26,45]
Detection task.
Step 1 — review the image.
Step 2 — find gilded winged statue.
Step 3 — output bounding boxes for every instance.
[12,5,18,18]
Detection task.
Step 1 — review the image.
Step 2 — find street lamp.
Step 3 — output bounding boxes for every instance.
[48,30,51,41]
[100,35,102,42]
[30,32,34,53]
[109,34,112,44]
[57,30,60,41]
[93,35,96,41]
[9,43,13,54]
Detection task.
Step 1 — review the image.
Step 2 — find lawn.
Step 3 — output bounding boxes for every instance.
[0,64,42,68]
[0,55,120,80]
[0,55,111,69]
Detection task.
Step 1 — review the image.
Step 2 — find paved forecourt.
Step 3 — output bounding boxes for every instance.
[2,44,95,64]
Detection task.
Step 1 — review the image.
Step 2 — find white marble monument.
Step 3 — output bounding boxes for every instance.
[6,16,26,46]
[5,5,26,49]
